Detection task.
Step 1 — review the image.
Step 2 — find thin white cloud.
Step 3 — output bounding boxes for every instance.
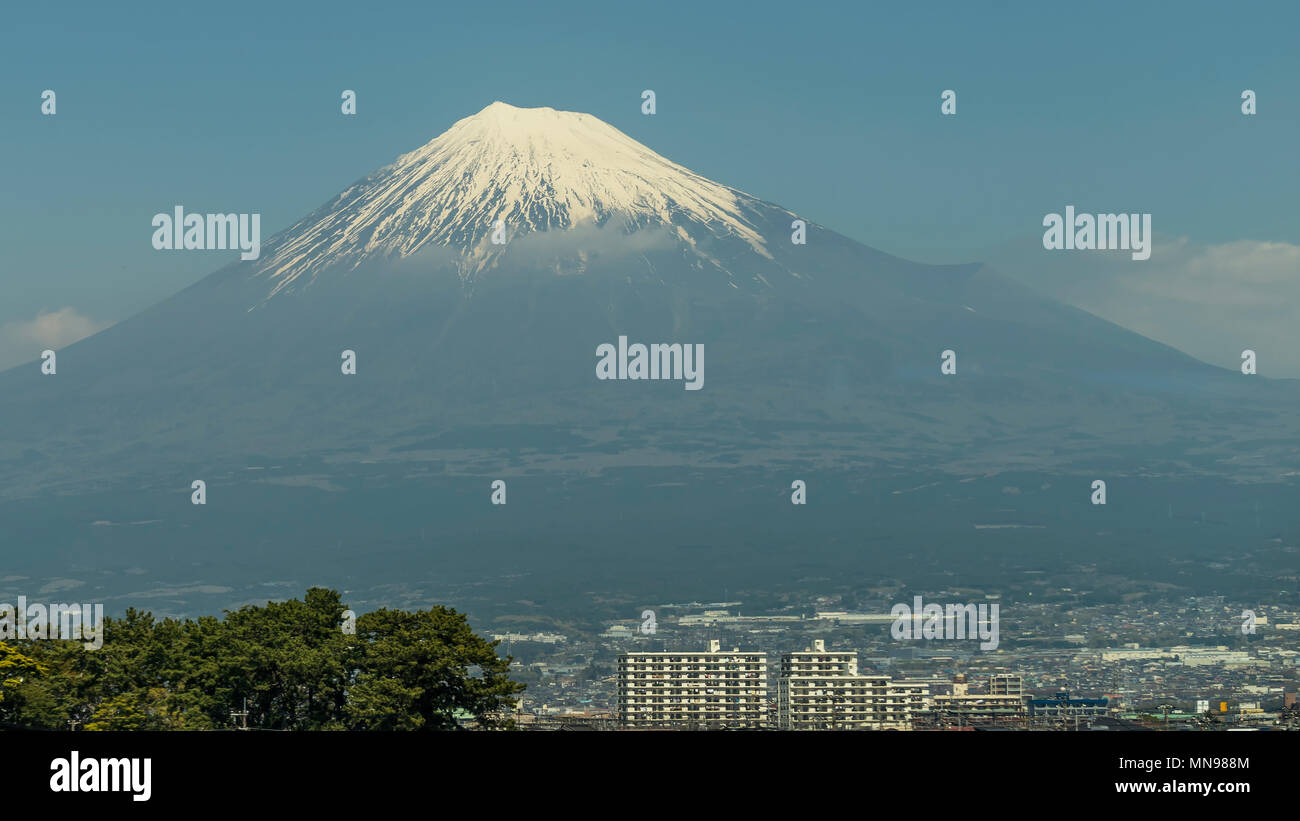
[0,307,111,370]
[985,236,1300,377]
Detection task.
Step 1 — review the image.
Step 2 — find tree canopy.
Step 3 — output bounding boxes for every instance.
[0,588,523,731]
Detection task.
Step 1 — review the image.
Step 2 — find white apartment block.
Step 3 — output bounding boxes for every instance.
[921,674,1028,725]
[617,640,769,728]
[777,640,930,730]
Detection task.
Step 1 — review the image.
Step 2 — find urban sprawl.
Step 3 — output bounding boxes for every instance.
[487,594,1300,730]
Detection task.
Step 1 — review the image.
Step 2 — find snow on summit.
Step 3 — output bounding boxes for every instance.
[255,101,775,294]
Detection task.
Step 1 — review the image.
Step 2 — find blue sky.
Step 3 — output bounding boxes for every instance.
[1,0,1297,364]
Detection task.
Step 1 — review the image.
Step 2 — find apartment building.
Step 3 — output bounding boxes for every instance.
[617,640,769,728]
[922,673,1028,725]
[776,639,930,730]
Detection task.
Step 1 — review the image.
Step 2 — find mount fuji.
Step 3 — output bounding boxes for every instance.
[0,102,1296,611]
[256,101,776,294]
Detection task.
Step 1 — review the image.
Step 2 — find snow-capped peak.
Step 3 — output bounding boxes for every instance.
[255,101,773,295]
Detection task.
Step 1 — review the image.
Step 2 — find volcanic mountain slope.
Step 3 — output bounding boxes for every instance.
[0,101,1296,499]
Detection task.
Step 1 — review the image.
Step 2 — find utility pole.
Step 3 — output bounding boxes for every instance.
[230,698,249,730]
